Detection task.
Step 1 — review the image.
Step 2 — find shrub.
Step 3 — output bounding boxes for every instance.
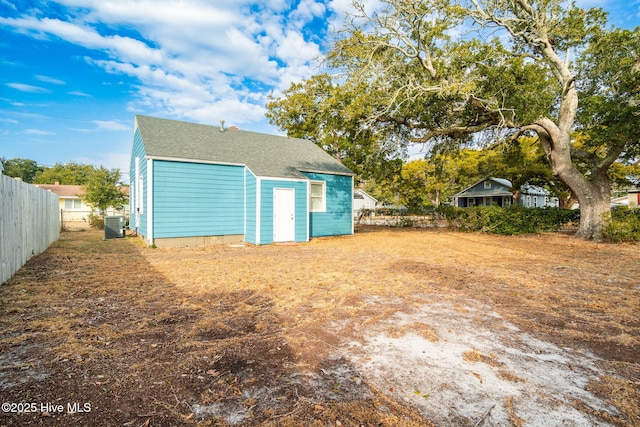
[87,212,104,229]
[440,206,579,235]
[603,207,640,242]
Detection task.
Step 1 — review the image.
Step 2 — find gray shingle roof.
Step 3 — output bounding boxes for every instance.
[135,115,354,179]
[453,177,514,197]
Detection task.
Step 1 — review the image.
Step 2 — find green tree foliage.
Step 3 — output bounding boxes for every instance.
[603,207,640,242]
[267,0,639,240]
[82,167,127,215]
[34,162,96,185]
[397,150,488,209]
[0,158,42,183]
[399,159,436,209]
[266,74,404,185]
[576,27,640,165]
[360,158,404,205]
[393,137,564,210]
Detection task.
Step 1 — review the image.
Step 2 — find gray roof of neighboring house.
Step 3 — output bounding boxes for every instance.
[135,115,354,180]
[354,188,377,202]
[453,177,513,198]
[521,184,551,196]
[34,183,84,198]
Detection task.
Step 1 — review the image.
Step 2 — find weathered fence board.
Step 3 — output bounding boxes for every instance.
[1,174,60,284]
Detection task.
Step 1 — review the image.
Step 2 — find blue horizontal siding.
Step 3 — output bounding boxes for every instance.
[304,172,353,237]
[245,170,257,244]
[259,179,308,244]
[152,160,245,238]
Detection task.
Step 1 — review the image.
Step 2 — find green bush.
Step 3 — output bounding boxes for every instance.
[87,212,104,229]
[440,206,579,235]
[603,207,640,242]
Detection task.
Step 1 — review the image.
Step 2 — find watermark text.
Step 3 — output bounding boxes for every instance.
[2,402,91,414]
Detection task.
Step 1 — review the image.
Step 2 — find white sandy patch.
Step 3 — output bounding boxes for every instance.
[342,299,619,426]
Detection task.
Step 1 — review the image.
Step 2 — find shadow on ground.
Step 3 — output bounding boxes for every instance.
[0,231,425,426]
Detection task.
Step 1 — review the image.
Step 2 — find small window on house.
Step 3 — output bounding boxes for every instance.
[533,197,538,208]
[64,199,82,210]
[309,181,326,212]
[484,181,492,189]
[526,195,531,207]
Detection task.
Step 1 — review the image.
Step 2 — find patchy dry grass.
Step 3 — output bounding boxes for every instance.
[0,226,638,426]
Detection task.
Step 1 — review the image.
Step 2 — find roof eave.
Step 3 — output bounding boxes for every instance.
[298,168,355,177]
[146,155,246,168]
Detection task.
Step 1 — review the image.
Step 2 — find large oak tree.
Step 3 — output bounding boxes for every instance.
[268,0,639,240]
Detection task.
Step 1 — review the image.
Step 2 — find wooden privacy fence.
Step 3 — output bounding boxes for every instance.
[1,174,60,284]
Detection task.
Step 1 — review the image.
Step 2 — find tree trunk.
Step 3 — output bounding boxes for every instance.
[534,34,612,240]
[512,189,521,206]
[571,172,611,240]
[558,192,577,209]
[554,168,610,240]
[532,118,612,240]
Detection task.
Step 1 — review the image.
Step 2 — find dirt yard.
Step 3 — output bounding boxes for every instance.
[0,227,638,427]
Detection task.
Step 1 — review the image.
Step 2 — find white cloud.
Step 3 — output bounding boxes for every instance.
[5,83,50,93]
[93,120,130,131]
[69,119,130,133]
[67,91,91,97]
[1,1,353,127]
[35,75,65,85]
[327,0,380,31]
[276,30,322,66]
[290,0,327,28]
[23,129,56,135]
[0,0,16,11]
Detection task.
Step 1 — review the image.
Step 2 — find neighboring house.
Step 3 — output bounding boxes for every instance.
[353,189,377,217]
[34,183,89,222]
[35,182,130,225]
[452,178,514,208]
[520,184,559,208]
[611,195,629,207]
[452,178,558,208]
[129,115,355,247]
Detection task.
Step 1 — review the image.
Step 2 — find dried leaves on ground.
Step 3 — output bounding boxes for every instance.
[0,227,638,426]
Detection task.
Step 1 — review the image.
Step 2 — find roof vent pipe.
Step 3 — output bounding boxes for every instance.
[220,120,225,132]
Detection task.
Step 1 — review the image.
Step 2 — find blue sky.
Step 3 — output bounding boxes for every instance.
[1,0,639,182]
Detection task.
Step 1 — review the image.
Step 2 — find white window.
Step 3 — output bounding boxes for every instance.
[533,196,538,207]
[309,181,326,212]
[484,181,492,189]
[64,199,82,210]
[526,195,531,207]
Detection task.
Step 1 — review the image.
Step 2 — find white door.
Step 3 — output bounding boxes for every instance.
[274,188,296,242]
